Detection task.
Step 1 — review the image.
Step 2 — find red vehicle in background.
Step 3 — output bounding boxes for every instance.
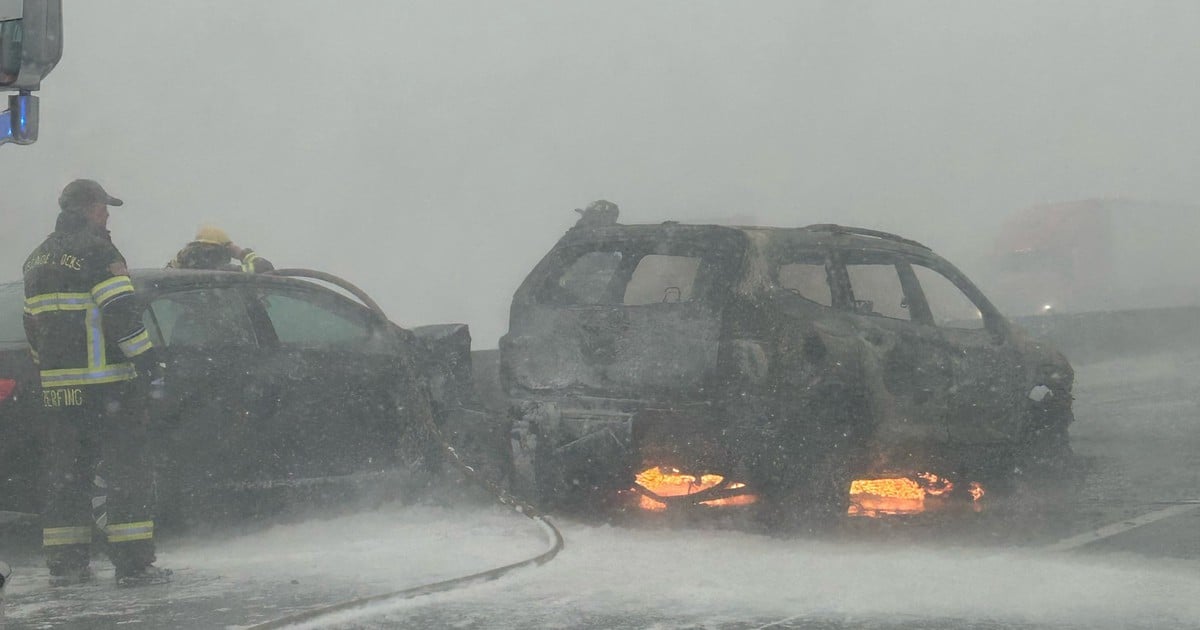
[989,200,1114,315]
[987,198,1200,316]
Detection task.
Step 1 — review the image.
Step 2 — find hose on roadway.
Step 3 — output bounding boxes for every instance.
[246,269,564,630]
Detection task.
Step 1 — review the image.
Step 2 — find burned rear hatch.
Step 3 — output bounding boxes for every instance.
[501,224,747,401]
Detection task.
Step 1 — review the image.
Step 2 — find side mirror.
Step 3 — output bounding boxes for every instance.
[1,0,63,147]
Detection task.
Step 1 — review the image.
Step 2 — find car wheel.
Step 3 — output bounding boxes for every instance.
[1020,402,1075,472]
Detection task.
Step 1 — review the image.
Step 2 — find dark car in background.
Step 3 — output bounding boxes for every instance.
[500,219,1075,525]
[0,270,476,528]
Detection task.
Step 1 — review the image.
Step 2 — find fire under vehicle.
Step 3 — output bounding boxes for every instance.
[498,209,1075,526]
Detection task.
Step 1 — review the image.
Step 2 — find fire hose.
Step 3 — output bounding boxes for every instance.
[246,269,564,630]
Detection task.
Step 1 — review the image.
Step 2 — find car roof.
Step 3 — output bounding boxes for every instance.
[565,222,934,256]
[128,269,382,312]
[130,268,322,291]
[1,270,358,303]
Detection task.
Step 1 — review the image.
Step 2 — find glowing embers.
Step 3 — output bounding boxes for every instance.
[848,472,985,517]
[633,466,758,511]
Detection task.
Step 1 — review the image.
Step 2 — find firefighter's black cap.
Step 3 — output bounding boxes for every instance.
[59,179,124,212]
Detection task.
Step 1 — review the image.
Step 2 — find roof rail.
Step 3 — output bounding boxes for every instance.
[803,223,931,251]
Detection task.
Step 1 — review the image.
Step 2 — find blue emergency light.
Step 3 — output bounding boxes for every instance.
[1,91,37,144]
[0,0,62,148]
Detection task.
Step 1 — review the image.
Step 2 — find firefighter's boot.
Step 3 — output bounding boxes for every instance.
[46,539,93,587]
[115,565,172,588]
[48,565,94,587]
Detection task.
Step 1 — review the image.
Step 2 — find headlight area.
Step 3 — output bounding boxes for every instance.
[1031,362,1074,401]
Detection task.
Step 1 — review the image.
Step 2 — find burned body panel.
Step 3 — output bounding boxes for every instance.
[502,304,722,397]
[502,225,745,402]
[500,216,1075,524]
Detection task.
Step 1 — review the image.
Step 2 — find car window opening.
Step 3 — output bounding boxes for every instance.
[845,263,911,321]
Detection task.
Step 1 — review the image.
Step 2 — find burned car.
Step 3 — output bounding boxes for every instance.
[0,269,473,527]
[501,216,1074,525]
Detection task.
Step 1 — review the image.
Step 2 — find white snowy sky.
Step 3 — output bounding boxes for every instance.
[4,1,1200,343]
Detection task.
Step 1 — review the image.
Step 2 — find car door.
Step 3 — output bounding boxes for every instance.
[141,286,264,490]
[243,283,408,480]
[907,260,1025,444]
[836,250,955,452]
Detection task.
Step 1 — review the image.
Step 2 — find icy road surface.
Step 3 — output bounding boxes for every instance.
[4,351,1200,629]
[5,502,1199,630]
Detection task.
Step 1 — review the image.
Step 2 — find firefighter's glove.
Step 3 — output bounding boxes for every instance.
[133,355,168,400]
[146,363,167,400]
[148,372,167,400]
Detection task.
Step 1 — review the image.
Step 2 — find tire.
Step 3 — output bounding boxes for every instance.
[1020,402,1075,472]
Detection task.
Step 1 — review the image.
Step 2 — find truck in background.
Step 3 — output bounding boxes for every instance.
[985,198,1200,317]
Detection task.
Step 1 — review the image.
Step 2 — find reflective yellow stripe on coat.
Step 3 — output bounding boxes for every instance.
[116,328,153,358]
[40,364,136,388]
[23,292,91,314]
[90,275,135,308]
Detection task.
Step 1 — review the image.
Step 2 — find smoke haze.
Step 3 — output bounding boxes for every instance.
[4,1,1200,343]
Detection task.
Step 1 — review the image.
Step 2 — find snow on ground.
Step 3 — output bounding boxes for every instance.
[160,503,548,593]
[267,512,1200,630]
[13,498,1190,629]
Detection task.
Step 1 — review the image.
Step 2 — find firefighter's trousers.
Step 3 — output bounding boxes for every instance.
[40,380,157,575]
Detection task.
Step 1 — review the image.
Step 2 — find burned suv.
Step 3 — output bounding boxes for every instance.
[501,217,1074,525]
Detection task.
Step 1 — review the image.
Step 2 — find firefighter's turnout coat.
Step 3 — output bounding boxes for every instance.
[22,212,160,574]
[23,219,153,387]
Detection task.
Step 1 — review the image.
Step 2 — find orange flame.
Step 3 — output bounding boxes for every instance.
[848,473,985,517]
[848,477,926,516]
[917,472,954,496]
[634,466,757,511]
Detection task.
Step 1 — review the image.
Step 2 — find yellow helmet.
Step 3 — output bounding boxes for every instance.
[194,224,232,246]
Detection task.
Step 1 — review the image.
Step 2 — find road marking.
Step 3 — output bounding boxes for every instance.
[755,503,1200,628]
[1044,501,1200,552]
[753,616,802,629]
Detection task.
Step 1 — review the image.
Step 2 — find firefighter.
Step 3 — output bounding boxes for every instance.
[22,179,172,587]
[166,225,274,273]
[573,199,620,228]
